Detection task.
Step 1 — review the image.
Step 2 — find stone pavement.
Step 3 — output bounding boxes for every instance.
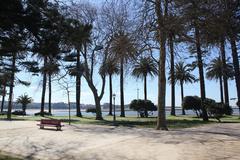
[0,121,240,160]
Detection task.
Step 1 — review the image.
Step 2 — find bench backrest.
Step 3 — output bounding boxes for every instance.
[41,119,61,125]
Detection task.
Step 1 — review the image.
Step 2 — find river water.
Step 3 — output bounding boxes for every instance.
[24,108,240,117]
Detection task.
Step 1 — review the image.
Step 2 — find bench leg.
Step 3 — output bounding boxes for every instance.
[57,126,61,131]
[40,125,44,129]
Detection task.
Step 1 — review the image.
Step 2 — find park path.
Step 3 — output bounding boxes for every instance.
[0,121,240,160]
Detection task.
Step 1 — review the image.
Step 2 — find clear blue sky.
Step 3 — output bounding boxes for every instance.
[13,61,238,107]
[6,0,239,107]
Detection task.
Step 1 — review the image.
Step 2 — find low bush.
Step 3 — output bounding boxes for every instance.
[237,101,240,107]
[129,99,157,117]
[205,99,224,122]
[0,111,7,115]
[217,103,233,115]
[183,96,231,121]
[34,111,52,116]
[12,110,26,116]
[86,108,96,113]
[182,96,202,117]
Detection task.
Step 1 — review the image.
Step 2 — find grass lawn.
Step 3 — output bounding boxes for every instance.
[0,114,239,129]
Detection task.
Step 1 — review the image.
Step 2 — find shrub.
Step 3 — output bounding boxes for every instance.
[86,108,96,113]
[34,111,52,116]
[182,96,202,117]
[12,110,26,116]
[129,99,156,117]
[237,101,240,107]
[205,98,224,122]
[216,103,233,115]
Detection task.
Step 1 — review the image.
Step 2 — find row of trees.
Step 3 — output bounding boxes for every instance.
[0,0,239,130]
[140,0,240,130]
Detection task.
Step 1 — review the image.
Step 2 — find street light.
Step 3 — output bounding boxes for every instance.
[113,93,116,122]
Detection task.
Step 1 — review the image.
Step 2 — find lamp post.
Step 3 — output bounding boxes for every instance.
[137,88,139,99]
[113,93,116,122]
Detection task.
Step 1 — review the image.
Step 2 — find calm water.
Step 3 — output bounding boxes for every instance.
[24,108,240,117]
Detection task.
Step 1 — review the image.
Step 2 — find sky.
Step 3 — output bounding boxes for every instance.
[2,0,239,107]
[12,59,238,107]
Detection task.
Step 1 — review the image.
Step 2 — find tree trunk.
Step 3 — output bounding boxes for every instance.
[144,75,147,101]
[40,56,47,116]
[219,76,224,104]
[7,53,16,120]
[93,91,103,120]
[48,73,52,115]
[180,81,185,115]
[1,85,6,112]
[220,39,229,106]
[109,74,113,115]
[76,50,82,117]
[156,0,168,130]
[120,58,125,117]
[169,35,175,116]
[195,26,208,121]
[229,36,240,107]
[22,105,26,114]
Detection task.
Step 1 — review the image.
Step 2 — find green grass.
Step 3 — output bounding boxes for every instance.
[0,114,239,129]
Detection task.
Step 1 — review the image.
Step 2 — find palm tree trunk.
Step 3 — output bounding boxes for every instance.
[22,105,26,114]
[169,35,175,116]
[48,73,52,115]
[120,58,125,117]
[40,56,47,116]
[229,36,240,107]
[180,81,185,115]
[156,0,168,130]
[144,75,147,101]
[195,26,208,121]
[109,74,113,115]
[220,39,229,106]
[219,76,224,104]
[7,53,16,120]
[1,84,6,112]
[76,50,82,117]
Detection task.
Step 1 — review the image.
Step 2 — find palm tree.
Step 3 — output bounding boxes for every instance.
[175,62,196,115]
[132,57,158,101]
[100,59,119,115]
[16,94,33,114]
[110,31,136,117]
[206,57,234,104]
[44,59,60,115]
[64,18,92,117]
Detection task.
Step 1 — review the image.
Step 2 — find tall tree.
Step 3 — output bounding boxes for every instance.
[0,0,29,119]
[206,57,234,104]
[100,58,119,115]
[45,59,60,114]
[132,57,158,100]
[110,31,136,117]
[175,62,196,115]
[175,0,210,121]
[29,1,63,116]
[222,1,240,108]
[154,0,169,130]
[63,18,92,117]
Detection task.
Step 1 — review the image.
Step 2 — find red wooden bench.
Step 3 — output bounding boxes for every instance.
[37,119,64,131]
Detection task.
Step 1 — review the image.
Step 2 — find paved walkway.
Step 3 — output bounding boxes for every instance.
[0,121,240,160]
